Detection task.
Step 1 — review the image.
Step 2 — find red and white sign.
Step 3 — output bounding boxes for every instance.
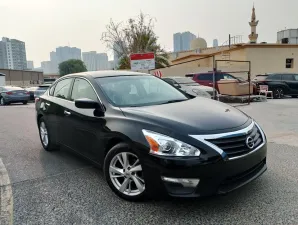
[153,70,162,78]
[130,53,155,71]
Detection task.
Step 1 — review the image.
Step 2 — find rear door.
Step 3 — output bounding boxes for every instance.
[282,74,298,94]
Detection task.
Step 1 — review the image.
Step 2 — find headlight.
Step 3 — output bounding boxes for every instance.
[142,130,201,157]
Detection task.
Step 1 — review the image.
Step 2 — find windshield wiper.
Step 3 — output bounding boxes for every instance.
[160,99,187,105]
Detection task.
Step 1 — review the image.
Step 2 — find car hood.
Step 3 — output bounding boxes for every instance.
[120,98,250,135]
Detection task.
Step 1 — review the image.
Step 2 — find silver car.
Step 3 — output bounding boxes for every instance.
[163,77,218,99]
[0,86,30,105]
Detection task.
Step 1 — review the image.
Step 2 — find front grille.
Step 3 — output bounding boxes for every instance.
[206,124,263,158]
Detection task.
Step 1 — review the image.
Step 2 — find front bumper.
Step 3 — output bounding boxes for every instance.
[142,143,267,198]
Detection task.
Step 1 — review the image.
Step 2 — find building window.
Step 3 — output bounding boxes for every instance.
[286,58,294,68]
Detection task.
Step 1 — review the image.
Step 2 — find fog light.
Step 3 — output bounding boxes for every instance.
[161,176,200,187]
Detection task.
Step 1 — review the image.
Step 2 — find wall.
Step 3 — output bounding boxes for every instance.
[246,47,298,76]
[0,69,44,87]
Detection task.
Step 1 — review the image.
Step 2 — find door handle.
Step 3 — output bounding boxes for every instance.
[64,110,71,116]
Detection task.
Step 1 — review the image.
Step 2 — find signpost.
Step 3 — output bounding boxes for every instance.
[130,53,155,71]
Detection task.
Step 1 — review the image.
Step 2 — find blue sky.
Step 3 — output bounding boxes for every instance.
[1,0,297,67]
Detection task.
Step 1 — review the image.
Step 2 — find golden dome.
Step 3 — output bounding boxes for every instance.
[190,38,207,50]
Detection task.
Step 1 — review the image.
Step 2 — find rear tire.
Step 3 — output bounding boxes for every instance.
[23,101,28,105]
[291,95,298,98]
[0,97,6,106]
[273,87,284,99]
[104,143,146,201]
[38,117,59,151]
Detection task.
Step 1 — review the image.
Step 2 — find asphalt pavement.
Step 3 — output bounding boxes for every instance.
[0,100,298,225]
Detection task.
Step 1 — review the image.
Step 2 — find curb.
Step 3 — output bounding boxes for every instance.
[0,158,13,225]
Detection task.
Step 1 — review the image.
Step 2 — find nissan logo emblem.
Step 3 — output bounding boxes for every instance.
[246,136,255,149]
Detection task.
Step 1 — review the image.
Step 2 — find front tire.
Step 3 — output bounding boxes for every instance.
[23,101,28,105]
[38,117,59,151]
[104,143,146,201]
[273,87,284,99]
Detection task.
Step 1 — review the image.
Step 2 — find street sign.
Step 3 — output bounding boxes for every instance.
[130,53,155,71]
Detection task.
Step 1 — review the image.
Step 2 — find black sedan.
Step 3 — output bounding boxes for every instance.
[0,86,30,105]
[35,71,267,201]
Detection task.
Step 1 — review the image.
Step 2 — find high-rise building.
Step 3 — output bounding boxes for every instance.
[1,37,27,70]
[27,61,34,70]
[173,32,196,52]
[82,51,109,71]
[41,61,52,74]
[97,53,109,70]
[55,46,81,64]
[0,41,8,69]
[82,51,97,71]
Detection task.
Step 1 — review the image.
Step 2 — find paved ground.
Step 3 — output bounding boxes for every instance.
[0,100,298,225]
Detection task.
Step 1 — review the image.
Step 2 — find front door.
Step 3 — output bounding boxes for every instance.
[63,78,106,162]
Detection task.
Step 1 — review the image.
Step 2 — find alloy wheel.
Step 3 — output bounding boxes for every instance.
[39,122,49,147]
[109,152,145,196]
[274,88,284,99]
[0,98,4,105]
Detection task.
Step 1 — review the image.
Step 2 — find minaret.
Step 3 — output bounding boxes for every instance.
[248,4,259,43]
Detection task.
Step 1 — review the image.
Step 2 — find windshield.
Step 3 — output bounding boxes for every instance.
[253,75,268,81]
[171,77,199,85]
[96,75,188,107]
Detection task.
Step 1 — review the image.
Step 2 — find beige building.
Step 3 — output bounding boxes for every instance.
[0,69,44,87]
[151,5,298,79]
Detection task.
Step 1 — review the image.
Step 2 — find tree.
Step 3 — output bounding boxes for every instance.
[101,12,169,70]
[58,59,87,76]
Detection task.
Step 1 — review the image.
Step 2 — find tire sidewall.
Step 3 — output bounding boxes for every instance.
[104,143,147,201]
[38,118,56,151]
[0,97,6,105]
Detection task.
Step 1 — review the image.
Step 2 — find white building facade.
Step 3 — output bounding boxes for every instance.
[0,37,27,70]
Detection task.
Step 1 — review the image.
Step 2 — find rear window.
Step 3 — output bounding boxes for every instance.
[267,74,281,80]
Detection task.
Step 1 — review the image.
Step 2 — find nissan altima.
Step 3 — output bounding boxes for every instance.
[35,71,267,201]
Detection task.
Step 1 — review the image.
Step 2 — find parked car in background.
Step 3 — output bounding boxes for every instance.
[34,84,51,99]
[252,73,298,99]
[162,77,217,99]
[25,86,38,101]
[0,86,30,105]
[36,71,267,201]
[186,72,257,94]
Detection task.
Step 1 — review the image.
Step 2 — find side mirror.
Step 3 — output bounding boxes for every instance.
[75,98,105,117]
[75,98,100,109]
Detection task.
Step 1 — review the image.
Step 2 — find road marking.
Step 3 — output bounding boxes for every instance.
[0,158,13,225]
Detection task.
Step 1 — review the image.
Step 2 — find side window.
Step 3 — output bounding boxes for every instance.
[268,74,281,80]
[70,78,98,102]
[294,75,298,81]
[282,74,294,81]
[198,74,211,81]
[163,79,175,85]
[53,78,72,99]
[216,73,224,81]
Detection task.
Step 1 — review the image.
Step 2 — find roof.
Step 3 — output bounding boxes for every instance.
[66,70,150,78]
[171,43,298,63]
